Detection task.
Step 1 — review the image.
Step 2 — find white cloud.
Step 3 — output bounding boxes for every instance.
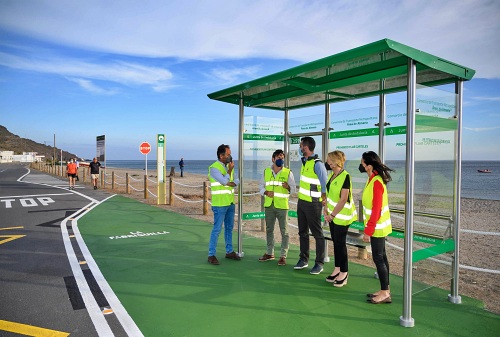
[0,0,498,78]
[205,66,262,86]
[472,96,500,102]
[0,52,174,91]
[464,126,500,132]
[67,78,118,95]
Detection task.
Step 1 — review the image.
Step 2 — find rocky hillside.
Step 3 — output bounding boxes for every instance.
[0,125,77,162]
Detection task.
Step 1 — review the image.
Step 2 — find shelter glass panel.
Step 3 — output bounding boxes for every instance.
[411,84,457,295]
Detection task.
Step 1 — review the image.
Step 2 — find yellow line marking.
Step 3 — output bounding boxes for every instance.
[0,319,69,337]
[0,235,26,245]
[0,226,24,231]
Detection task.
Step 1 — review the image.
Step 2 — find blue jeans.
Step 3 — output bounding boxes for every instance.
[208,203,235,256]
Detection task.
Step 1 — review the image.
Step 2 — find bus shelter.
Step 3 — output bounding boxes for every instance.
[208,39,475,327]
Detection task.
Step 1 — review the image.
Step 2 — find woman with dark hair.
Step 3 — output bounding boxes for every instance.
[359,151,394,304]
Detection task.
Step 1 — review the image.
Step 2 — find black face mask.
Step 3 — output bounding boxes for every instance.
[324,162,330,171]
[226,155,232,164]
[358,163,366,173]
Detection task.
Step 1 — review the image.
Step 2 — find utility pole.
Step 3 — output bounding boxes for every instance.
[53,134,56,166]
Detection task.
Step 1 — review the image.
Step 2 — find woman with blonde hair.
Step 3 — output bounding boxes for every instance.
[323,150,357,287]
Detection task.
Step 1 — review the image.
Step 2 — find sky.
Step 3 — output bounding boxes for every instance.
[0,0,499,161]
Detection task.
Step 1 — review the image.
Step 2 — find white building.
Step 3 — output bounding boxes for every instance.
[0,151,41,163]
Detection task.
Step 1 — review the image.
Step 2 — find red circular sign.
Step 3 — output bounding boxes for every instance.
[139,142,151,155]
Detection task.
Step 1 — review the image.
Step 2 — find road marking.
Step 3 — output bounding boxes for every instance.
[1,197,56,208]
[0,193,72,199]
[0,319,69,337]
[72,195,145,337]
[0,226,24,231]
[0,235,26,245]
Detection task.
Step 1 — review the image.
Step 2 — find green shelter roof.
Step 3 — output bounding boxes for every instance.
[208,39,475,111]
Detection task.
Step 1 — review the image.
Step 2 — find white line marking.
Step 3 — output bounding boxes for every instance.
[0,193,73,199]
[72,195,145,337]
[61,205,115,336]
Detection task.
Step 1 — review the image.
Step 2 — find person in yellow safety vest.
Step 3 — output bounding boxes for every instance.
[323,150,357,287]
[258,149,297,266]
[207,144,241,265]
[359,151,394,304]
[294,136,328,275]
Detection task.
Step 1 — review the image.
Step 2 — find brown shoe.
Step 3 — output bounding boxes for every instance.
[278,256,286,266]
[225,251,241,261]
[208,256,220,265]
[259,253,275,262]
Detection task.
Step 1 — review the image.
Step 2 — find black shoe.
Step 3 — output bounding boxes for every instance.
[309,263,324,275]
[325,272,340,283]
[333,273,348,287]
[293,259,308,270]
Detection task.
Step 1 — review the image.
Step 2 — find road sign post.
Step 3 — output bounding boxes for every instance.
[139,141,151,176]
[157,134,166,205]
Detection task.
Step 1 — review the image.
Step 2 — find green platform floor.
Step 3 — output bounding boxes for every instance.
[78,195,499,337]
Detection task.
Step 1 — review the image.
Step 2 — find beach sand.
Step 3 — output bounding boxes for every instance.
[91,167,500,314]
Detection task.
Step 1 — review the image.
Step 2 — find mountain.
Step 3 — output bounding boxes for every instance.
[0,125,78,162]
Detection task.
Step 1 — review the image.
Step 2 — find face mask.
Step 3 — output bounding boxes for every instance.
[298,148,303,157]
[324,162,331,171]
[275,159,284,167]
[358,163,366,173]
[225,155,232,164]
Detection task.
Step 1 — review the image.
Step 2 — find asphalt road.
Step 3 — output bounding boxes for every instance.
[0,163,132,336]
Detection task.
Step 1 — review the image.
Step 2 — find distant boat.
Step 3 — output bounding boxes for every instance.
[477,169,492,173]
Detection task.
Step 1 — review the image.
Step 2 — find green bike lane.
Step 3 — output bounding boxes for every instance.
[77,195,499,337]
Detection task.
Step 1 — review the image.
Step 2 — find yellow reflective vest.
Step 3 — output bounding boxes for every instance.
[264,167,290,209]
[362,175,392,237]
[326,170,357,226]
[208,161,235,207]
[298,158,322,202]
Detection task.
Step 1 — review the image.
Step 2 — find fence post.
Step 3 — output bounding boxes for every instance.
[203,181,208,215]
[101,171,104,189]
[357,199,367,259]
[144,175,148,199]
[82,167,86,184]
[126,173,130,194]
[112,171,115,190]
[169,177,174,205]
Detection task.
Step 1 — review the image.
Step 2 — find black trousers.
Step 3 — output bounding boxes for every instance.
[328,221,350,272]
[297,199,325,265]
[370,236,390,290]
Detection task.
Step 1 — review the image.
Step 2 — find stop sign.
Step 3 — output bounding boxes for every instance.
[139,142,151,155]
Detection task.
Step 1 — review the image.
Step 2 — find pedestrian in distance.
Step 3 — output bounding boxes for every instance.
[66,159,77,190]
[207,144,241,265]
[74,158,80,181]
[179,158,185,177]
[359,151,394,304]
[89,157,101,190]
[294,136,328,275]
[258,149,296,266]
[323,150,357,287]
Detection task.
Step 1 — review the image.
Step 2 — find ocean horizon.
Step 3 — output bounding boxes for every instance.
[103,159,500,201]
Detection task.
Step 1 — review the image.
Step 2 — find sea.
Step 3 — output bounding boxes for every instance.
[105,159,500,201]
